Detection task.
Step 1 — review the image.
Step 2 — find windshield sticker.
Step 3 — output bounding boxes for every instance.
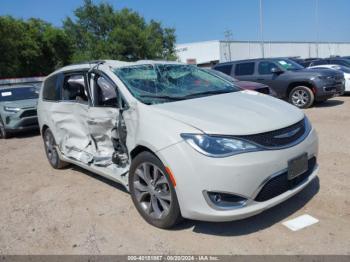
[278,61,288,65]
[1,91,12,97]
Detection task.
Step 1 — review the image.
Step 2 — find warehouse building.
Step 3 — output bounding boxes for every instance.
[176,40,350,67]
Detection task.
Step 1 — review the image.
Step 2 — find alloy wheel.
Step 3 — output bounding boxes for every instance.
[133,162,172,219]
[291,89,309,107]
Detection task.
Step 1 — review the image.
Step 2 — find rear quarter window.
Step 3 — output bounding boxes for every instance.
[42,74,60,101]
[234,62,255,76]
[214,64,233,75]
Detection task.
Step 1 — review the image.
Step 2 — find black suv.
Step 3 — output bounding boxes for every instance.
[213,58,344,108]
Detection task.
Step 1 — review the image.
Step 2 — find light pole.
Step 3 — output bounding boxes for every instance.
[315,0,319,57]
[259,0,265,58]
[224,30,233,61]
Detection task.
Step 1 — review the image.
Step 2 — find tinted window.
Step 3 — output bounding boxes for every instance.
[330,59,350,67]
[0,87,38,102]
[214,64,233,75]
[311,60,328,66]
[234,62,255,76]
[258,62,277,74]
[43,74,60,101]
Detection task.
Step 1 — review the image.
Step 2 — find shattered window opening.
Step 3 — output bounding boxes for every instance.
[113,64,240,104]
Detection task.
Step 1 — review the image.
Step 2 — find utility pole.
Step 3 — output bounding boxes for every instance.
[259,0,265,58]
[224,30,233,62]
[315,0,319,57]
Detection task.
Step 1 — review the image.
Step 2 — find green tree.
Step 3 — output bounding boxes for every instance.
[0,16,73,78]
[64,0,177,62]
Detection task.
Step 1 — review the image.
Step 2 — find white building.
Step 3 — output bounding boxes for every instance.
[176,40,350,67]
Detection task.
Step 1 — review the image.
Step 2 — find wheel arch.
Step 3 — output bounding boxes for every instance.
[130,145,156,159]
[287,82,315,96]
[41,124,49,137]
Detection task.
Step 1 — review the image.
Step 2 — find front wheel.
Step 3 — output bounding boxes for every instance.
[289,86,314,109]
[129,152,182,229]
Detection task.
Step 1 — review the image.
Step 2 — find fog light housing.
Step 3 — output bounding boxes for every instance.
[205,191,248,210]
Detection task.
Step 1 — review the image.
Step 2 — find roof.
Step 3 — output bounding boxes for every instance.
[51,59,184,76]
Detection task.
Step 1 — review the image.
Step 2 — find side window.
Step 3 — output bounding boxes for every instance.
[94,74,118,107]
[234,62,255,76]
[214,64,233,75]
[312,60,327,66]
[258,62,277,75]
[42,74,60,101]
[62,74,88,103]
[331,60,349,67]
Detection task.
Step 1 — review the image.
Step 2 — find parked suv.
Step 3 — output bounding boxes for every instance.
[38,60,319,228]
[0,85,39,138]
[213,58,344,108]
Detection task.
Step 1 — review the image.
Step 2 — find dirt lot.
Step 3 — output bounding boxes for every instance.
[0,97,349,255]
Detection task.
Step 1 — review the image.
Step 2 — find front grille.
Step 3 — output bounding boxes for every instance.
[236,119,306,148]
[20,110,37,118]
[255,157,317,202]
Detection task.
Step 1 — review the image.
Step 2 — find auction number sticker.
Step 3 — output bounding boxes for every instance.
[128,255,219,261]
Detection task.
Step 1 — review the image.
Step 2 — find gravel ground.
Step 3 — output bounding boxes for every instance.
[0,97,349,255]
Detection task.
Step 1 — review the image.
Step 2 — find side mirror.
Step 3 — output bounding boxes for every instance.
[271,67,284,74]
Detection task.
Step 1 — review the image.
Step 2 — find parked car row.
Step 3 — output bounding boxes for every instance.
[212,58,345,108]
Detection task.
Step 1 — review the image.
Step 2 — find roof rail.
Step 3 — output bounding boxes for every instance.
[69,60,106,66]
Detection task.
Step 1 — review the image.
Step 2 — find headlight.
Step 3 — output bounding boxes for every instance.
[4,106,21,113]
[180,134,260,157]
[318,75,332,81]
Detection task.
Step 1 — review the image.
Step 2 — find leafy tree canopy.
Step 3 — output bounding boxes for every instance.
[0,0,177,78]
[0,16,73,78]
[64,0,176,62]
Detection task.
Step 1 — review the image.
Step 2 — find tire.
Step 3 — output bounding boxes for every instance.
[129,151,182,229]
[288,86,314,109]
[43,128,68,169]
[0,117,9,139]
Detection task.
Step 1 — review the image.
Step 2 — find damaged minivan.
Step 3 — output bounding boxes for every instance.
[38,60,319,228]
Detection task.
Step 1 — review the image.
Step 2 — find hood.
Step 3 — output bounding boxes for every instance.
[235,81,268,90]
[152,91,304,135]
[293,68,343,77]
[1,99,38,109]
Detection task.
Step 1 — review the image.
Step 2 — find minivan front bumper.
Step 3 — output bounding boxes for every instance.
[157,128,319,222]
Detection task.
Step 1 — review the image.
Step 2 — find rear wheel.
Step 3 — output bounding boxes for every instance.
[289,86,314,109]
[43,128,68,169]
[129,151,182,229]
[0,117,8,139]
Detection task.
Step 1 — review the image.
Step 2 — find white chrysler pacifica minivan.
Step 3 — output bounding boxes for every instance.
[37,60,319,228]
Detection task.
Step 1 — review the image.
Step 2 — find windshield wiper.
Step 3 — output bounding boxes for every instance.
[182,89,234,98]
[139,94,186,101]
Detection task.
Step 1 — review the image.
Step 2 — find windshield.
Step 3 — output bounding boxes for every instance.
[0,87,39,102]
[113,64,240,104]
[275,59,304,71]
[334,65,350,73]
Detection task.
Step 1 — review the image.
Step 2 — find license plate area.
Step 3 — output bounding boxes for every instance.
[288,153,308,180]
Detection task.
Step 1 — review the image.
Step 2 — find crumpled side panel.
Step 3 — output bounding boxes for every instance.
[87,107,119,166]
